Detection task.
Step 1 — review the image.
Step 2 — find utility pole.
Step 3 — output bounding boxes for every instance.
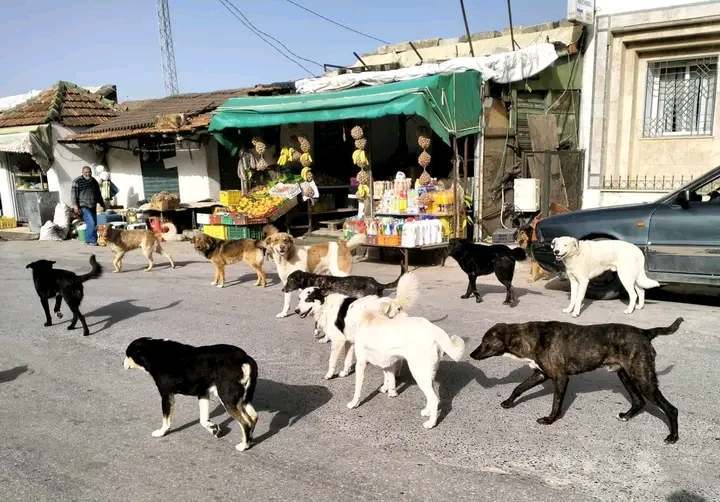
[157,0,179,95]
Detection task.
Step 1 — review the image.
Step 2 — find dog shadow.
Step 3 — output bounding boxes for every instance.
[169,260,202,269]
[0,365,29,383]
[204,378,333,446]
[472,284,542,302]
[477,363,675,424]
[666,490,708,502]
[85,299,182,334]
[213,272,279,289]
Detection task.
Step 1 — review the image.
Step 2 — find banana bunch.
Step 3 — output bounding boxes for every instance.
[355,184,370,200]
[300,152,313,168]
[301,166,313,182]
[352,149,369,168]
[278,147,297,167]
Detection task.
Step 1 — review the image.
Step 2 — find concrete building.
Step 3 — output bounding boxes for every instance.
[578,0,720,207]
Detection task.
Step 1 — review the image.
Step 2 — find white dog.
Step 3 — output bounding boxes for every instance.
[343,296,465,429]
[551,236,660,317]
[294,274,418,380]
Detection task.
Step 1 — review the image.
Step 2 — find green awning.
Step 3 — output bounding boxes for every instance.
[210,71,483,152]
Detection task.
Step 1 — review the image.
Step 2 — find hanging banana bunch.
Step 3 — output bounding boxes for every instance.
[295,134,313,182]
[417,127,432,186]
[278,146,298,167]
[351,125,371,200]
[251,137,268,171]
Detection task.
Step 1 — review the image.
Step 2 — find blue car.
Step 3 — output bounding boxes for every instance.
[534,165,720,299]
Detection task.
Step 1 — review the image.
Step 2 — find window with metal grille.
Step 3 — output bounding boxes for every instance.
[643,57,718,137]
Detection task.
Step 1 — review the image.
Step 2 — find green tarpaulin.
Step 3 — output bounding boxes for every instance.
[210,72,483,152]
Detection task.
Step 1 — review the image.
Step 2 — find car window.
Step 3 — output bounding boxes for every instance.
[694,176,720,202]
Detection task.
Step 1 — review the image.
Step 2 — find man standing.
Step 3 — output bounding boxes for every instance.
[72,165,105,246]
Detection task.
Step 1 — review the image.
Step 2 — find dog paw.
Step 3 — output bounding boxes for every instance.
[83,330,90,337]
[67,325,76,330]
[55,312,63,319]
[664,434,679,444]
[346,400,359,409]
[420,407,431,417]
[379,384,388,393]
[323,373,336,380]
[571,312,580,318]
[338,370,350,378]
[210,281,217,286]
[203,422,220,437]
[44,321,52,327]
[474,297,483,303]
[387,389,398,397]
[151,428,167,437]
[317,337,330,344]
[623,308,634,315]
[216,284,224,289]
[460,294,471,299]
[276,311,290,318]
[616,413,629,422]
[422,418,437,429]
[536,416,555,425]
[500,399,515,409]
[235,441,250,451]
[562,307,572,313]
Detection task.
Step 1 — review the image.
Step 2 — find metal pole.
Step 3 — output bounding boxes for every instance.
[459,0,475,57]
[506,0,518,50]
[453,136,460,237]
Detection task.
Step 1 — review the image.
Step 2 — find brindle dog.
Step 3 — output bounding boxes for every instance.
[471,318,683,443]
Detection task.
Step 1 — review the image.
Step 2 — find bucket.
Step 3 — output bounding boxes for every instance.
[77,223,87,243]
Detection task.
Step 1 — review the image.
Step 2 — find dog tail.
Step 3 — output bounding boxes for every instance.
[263,224,279,237]
[636,269,660,290]
[239,359,259,403]
[645,317,683,339]
[79,254,103,282]
[511,247,527,261]
[394,272,419,311]
[343,232,366,251]
[381,265,405,289]
[434,330,465,361]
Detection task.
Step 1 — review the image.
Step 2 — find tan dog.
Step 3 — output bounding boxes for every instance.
[517,226,549,282]
[262,225,366,317]
[100,226,175,273]
[192,233,266,288]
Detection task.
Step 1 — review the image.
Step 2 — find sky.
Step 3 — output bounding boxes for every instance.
[0,0,567,101]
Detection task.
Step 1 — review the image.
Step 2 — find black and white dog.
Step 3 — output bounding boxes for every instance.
[282,267,403,297]
[124,337,259,451]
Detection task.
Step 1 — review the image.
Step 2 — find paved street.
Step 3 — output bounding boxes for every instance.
[1,239,718,501]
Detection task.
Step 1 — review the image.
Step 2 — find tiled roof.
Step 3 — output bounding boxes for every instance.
[64,83,293,143]
[0,81,118,128]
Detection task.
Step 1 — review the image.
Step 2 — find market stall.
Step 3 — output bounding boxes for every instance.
[209,71,483,255]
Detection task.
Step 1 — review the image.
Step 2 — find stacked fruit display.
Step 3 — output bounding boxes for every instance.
[228,187,284,219]
[417,128,432,186]
[351,125,371,200]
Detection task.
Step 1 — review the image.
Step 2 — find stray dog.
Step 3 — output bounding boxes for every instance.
[263,225,366,317]
[344,295,465,429]
[551,237,660,316]
[282,267,402,297]
[99,226,175,273]
[192,233,266,288]
[294,273,419,380]
[123,337,259,451]
[447,238,527,306]
[26,255,102,336]
[470,318,682,443]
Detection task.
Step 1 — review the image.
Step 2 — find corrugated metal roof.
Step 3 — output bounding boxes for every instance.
[0,81,118,128]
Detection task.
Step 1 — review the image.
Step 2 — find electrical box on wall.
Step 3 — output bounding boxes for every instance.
[514,178,540,212]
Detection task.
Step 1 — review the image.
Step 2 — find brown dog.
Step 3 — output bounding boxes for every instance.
[192,233,267,288]
[100,226,175,273]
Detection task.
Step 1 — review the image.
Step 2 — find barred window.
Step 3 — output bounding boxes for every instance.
[643,57,718,137]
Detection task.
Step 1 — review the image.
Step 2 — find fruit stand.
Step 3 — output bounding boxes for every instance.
[198,187,298,240]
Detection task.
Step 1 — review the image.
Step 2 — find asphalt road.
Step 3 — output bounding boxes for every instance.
[1,239,718,501]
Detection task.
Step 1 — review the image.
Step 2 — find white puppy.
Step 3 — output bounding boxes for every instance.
[552,236,660,317]
[294,274,418,380]
[343,298,465,429]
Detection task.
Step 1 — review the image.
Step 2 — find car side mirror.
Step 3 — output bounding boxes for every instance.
[676,189,691,209]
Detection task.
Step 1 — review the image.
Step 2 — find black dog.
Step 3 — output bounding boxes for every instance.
[470,318,683,443]
[124,337,259,451]
[446,238,526,305]
[26,255,102,336]
[282,267,403,297]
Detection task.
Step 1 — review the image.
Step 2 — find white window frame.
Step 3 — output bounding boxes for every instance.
[643,56,718,138]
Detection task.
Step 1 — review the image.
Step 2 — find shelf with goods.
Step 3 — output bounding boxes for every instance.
[343,174,457,249]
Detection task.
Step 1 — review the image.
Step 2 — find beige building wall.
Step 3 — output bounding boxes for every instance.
[603,23,720,182]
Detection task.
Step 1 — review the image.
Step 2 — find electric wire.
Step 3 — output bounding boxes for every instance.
[217,0,317,76]
[283,0,390,45]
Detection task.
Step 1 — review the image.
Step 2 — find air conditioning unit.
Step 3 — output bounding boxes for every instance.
[513,178,540,212]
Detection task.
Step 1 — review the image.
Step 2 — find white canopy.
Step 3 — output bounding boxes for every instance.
[0,125,40,153]
[295,43,559,94]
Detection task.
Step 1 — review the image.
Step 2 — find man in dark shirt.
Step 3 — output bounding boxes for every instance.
[72,166,105,246]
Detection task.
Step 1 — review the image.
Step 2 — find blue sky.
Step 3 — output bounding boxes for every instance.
[1,0,566,101]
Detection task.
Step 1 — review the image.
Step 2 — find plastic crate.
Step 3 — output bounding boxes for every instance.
[219,190,242,206]
[0,216,17,229]
[202,224,227,240]
[226,225,264,241]
[196,212,211,225]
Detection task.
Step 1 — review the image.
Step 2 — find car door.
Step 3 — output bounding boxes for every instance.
[647,172,720,276]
